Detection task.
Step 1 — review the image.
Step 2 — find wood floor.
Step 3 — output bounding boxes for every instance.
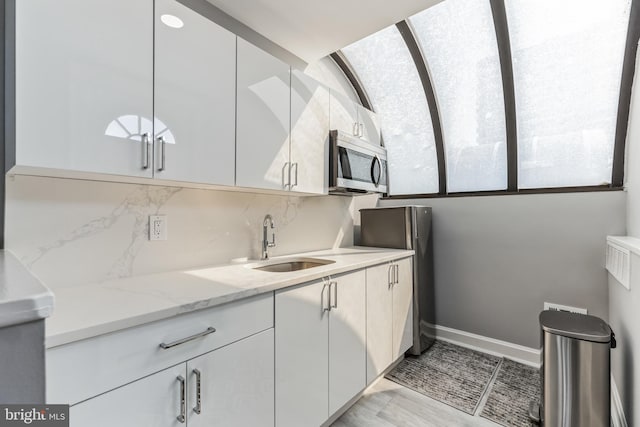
[331,378,501,427]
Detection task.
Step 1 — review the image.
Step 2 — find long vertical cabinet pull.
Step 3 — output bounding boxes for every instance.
[282,162,291,189]
[388,264,393,289]
[177,375,186,423]
[291,163,299,188]
[157,136,166,171]
[331,281,338,309]
[359,123,364,138]
[395,264,399,284]
[141,133,150,169]
[322,280,330,312]
[193,369,202,414]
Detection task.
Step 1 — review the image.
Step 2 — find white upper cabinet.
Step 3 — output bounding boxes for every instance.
[236,38,291,191]
[154,0,236,186]
[329,90,359,137]
[15,1,332,194]
[356,104,381,146]
[290,70,330,195]
[15,0,154,178]
[329,90,381,146]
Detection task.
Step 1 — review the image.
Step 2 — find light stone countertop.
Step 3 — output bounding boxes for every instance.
[46,247,413,348]
[0,250,54,328]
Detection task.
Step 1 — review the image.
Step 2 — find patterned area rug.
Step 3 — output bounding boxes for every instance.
[385,340,501,414]
[480,358,541,427]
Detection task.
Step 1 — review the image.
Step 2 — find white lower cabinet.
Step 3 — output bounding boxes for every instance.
[70,329,274,427]
[328,272,367,414]
[70,364,186,427]
[392,258,414,360]
[187,329,274,427]
[275,270,366,427]
[366,257,414,384]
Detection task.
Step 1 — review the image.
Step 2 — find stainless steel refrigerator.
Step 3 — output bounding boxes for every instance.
[359,206,435,355]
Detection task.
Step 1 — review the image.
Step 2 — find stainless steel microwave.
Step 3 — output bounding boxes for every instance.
[329,130,387,194]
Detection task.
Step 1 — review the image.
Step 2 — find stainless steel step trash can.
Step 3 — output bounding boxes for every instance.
[529,310,616,426]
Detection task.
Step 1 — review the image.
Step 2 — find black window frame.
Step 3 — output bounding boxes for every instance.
[332,0,640,199]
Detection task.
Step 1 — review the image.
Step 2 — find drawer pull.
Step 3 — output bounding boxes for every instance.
[177,375,186,423]
[160,327,216,350]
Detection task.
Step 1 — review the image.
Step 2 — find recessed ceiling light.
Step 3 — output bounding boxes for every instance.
[161,14,184,29]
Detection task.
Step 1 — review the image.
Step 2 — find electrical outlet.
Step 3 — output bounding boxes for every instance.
[544,302,587,315]
[149,215,168,241]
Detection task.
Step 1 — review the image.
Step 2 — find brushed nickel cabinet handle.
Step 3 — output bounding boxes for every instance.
[177,375,186,423]
[159,327,216,350]
[193,369,202,415]
[292,162,299,187]
[157,136,166,171]
[282,162,291,189]
[388,264,393,288]
[322,280,330,312]
[331,281,338,309]
[141,133,150,169]
[395,264,400,284]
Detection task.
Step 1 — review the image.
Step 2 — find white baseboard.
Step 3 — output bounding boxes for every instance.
[425,323,541,367]
[611,376,628,427]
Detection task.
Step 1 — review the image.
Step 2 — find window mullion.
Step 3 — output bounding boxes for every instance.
[489,0,518,192]
[396,20,447,195]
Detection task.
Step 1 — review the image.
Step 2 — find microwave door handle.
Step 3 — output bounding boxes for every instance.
[371,155,382,186]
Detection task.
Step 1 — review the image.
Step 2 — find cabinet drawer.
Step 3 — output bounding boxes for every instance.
[47,293,273,405]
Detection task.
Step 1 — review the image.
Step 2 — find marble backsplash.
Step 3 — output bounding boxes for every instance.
[5,175,376,290]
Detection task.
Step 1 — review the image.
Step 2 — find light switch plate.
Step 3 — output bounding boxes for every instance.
[149,215,168,241]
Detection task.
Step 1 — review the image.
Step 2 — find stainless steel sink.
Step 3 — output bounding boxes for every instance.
[251,257,335,273]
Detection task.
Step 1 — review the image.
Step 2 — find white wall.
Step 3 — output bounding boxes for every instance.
[380,191,626,349]
[5,175,356,290]
[608,49,640,426]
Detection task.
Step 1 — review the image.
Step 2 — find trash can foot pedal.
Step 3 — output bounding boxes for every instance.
[528,401,540,424]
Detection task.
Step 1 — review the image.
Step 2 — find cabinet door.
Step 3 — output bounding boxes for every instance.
[329,270,366,414]
[154,0,236,185]
[275,281,329,427]
[70,364,186,427]
[187,329,274,427]
[357,105,381,146]
[290,70,329,195]
[366,263,394,384]
[393,258,414,359]
[236,38,291,190]
[15,0,153,178]
[329,90,359,136]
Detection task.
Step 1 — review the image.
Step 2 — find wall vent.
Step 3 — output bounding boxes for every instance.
[543,302,587,315]
[606,241,630,290]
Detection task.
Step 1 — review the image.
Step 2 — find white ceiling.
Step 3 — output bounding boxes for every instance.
[205,0,443,63]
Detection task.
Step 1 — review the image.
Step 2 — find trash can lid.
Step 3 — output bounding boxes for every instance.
[540,310,611,343]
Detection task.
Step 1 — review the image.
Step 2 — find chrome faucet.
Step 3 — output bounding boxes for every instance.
[262,214,276,260]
